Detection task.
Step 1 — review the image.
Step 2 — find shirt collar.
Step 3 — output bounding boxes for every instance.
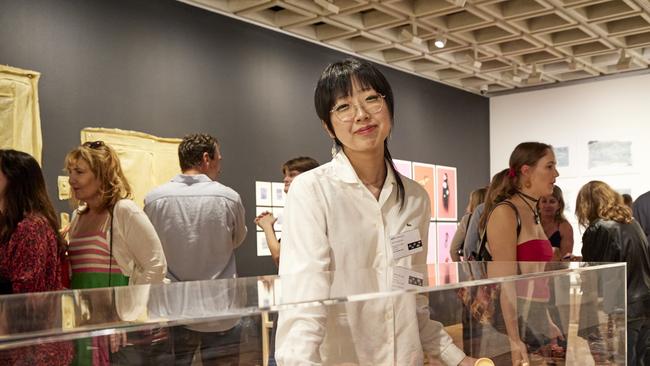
[172,174,213,184]
[332,151,396,189]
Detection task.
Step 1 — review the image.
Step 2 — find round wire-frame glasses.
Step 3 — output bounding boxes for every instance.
[330,94,385,123]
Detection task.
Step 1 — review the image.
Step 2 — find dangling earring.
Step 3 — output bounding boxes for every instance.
[525,180,532,189]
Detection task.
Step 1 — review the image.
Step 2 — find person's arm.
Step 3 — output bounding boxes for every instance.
[275,175,331,365]
[581,224,619,262]
[254,212,280,266]
[116,201,167,285]
[449,214,469,261]
[558,221,574,260]
[4,217,51,293]
[463,206,482,259]
[230,195,247,249]
[487,204,529,366]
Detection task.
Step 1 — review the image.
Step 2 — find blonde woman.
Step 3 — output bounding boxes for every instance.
[65,141,167,365]
[576,180,650,365]
[539,185,573,261]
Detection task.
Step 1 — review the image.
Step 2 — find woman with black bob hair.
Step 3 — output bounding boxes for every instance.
[275,59,476,365]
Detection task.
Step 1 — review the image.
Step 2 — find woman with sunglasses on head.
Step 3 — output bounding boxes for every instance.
[539,185,573,262]
[275,59,477,366]
[576,180,650,365]
[0,149,73,365]
[65,141,167,366]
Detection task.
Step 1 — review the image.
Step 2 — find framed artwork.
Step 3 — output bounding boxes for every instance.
[427,221,437,265]
[272,206,284,232]
[436,165,457,221]
[412,162,436,220]
[437,222,457,264]
[393,159,413,179]
[257,232,271,256]
[255,181,272,206]
[437,259,459,285]
[271,182,286,207]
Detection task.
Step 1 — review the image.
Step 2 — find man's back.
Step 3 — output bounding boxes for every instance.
[144,174,247,282]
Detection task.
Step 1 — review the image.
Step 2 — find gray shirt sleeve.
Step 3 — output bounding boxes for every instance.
[463,203,484,258]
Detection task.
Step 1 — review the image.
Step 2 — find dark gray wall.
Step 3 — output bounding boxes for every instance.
[0,0,489,276]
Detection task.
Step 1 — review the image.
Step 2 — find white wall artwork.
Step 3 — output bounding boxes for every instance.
[393,159,413,179]
[554,146,569,168]
[587,140,632,170]
[257,232,271,256]
[271,182,286,206]
[255,181,272,206]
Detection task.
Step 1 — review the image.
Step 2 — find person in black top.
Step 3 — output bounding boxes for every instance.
[539,185,574,262]
[576,180,650,365]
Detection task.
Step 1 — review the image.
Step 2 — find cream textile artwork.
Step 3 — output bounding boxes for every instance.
[80,128,182,207]
[0,65,43,164]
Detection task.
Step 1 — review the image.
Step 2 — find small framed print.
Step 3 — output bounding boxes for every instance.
[271,182,286,207]
[393,159,413,179]
[427,221,437,265]
[412,162,436,220]
[435,166,457,221]
[257,232,271,256]
[255,181,272,206]
[272,206,284,232]
[436,222,457,264]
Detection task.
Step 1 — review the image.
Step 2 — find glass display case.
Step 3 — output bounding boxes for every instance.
[0,262,626,365]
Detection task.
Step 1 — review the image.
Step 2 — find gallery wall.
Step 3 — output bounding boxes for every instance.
[0,0,489,276]
[490,73,650,254]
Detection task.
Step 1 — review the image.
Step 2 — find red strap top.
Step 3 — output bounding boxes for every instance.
[516,239,553,262]
[516,239,553,300]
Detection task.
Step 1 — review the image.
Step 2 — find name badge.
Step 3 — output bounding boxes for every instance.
[392,266,425,290]
[390,228,423,260]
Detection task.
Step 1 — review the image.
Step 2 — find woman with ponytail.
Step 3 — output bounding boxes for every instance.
[275,58,476,365]
[576,180,650,365]
[480,142,562,365]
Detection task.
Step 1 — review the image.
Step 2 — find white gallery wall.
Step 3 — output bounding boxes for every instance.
[490,73,650,254]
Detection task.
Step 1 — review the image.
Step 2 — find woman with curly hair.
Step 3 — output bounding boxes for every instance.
[65,141,167,365]
[576,180,650,365]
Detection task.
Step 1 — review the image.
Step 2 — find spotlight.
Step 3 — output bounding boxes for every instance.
[479,84,488,95]
[434,37,447,48]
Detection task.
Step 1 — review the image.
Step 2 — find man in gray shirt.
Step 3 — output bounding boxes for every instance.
[144,133,247,365]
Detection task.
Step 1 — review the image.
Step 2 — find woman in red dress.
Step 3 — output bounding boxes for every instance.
[0,149,73,365]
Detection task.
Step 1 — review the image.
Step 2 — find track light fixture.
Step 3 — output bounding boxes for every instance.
[512,64,522,83]
[527,64,541,84]
[616,49,632,70]
[472,46,482,69]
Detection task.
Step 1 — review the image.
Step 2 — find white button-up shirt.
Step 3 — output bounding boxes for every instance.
[276,152,465,365]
